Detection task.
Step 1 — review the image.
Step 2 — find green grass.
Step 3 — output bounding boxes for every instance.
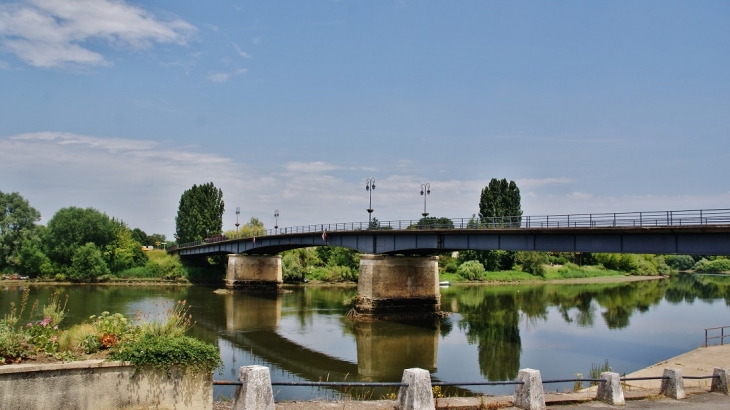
[441,264,626,282]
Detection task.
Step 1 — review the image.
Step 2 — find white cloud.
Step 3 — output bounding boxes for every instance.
[284,162,341,173]
[0,0,196,68]
[2,132,728,238]
[207,68,247,83]
[233,43,251,58]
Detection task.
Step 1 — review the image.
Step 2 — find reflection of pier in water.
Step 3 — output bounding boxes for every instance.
[196,292,471,395]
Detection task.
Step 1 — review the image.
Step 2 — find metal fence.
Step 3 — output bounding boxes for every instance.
[705,325,730,347]
[171,207,730,251]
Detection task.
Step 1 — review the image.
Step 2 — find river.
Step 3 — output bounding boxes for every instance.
[1,274,729,400]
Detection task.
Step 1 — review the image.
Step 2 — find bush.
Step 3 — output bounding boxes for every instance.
[444,262,458,273]
[693,258,730,273]
[69,243,110,282]
[518,252,549,276]
[665,255,696,271]
[111,334,222,374]
[457,260,486,281]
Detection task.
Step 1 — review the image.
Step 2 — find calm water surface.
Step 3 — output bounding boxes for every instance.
[2,274,729,400]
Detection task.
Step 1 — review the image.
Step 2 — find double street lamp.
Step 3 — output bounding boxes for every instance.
[235,207,241,233]
[274,209,279,232]
[365,177,376,226]
[420,183,431,217]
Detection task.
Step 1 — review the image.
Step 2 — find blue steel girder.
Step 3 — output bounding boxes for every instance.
[172,226,730,257]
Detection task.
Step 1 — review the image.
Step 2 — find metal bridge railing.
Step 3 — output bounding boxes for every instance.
[170,207,730,251]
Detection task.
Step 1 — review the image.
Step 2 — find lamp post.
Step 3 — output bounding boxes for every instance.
[365,177,376,227]
[235,207,240,234]
[420,183,431,217]
[274,209,279,233]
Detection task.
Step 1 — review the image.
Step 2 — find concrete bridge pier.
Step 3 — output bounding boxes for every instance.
[226,254,282,291]
[355,254,440,317]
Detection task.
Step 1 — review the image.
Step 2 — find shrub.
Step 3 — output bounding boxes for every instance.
[69,243,110,282]
[444,262,458,273]
[111,334,222,374]
[693,258,730,273]
[665,255,695,271]
[518,252,549,276]
[457,260,486,281]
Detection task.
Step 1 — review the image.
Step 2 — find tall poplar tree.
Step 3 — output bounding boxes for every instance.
[175,182,225,243]
[478,178,522,227]
[463,178,523,271]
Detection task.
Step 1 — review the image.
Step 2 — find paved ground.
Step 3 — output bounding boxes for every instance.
[215,344,730,409]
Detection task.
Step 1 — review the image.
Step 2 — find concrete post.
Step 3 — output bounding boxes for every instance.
[711,368,730,395]
[660,368,686,400]
[596,372,625,405]
[514,368,545,410]
[397,368,435,410]
[232,365,275,410]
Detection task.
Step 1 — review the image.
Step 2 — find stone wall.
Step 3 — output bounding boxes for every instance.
[0,360,212,410]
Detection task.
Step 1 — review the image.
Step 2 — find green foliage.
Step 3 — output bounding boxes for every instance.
[457,260,486,280]
[478,178,522,227]
[309,266,358,282]
[111,300,221,374]
[517,252,549,276]
[407,217,455,230]
[0,191,42,272]
[282,248,322,281]
[458,250,516,271]
[44,207,119,266]
[593,253,667,276]
[693,258,730,273]
[16,234,54,277]
[111,334,222,374]
[69,242,111,282]
[175,182,225,243]
[105,224,147,273]
[665,255,696,271]
[130,250,186,279]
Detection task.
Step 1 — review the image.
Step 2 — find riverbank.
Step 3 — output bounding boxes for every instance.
[212,344,730,409]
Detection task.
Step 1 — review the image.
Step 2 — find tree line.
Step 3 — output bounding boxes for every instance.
[0,190,175,281]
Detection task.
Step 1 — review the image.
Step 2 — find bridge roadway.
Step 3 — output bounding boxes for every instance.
[172,225,730,257]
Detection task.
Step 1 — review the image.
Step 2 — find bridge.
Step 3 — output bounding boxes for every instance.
[169,208,730,316]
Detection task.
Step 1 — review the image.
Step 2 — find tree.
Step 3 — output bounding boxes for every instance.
[105,222,148,273]
[459,179,523,271]
[478,178,522,227]
[407,217,455,230]
[43,207,118,266]
[69,242,110,282]
[175,183,225,244]
[0,191,42,271]
[131,228,149,245]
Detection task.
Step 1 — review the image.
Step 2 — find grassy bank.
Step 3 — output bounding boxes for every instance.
[440,264,626,283]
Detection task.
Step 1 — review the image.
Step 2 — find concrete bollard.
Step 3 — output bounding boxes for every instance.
[514,368,546,410]
[232,365,275,410]
[711,368,730,395]
[596,372,625,406]
[397,368,435,410]
[660,368,686,400]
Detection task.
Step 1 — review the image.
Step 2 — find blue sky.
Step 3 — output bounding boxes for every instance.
[1,0,728,238]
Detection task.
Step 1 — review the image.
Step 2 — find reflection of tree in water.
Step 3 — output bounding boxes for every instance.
[664,273,730,306]
[454,280,679,379]
[457,289,522,381]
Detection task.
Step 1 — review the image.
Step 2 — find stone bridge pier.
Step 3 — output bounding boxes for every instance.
[226,254,282,291]
[355,254,440,316]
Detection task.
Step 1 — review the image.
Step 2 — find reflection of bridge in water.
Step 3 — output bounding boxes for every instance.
[209,293,438,380]
[194,292,474,395]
